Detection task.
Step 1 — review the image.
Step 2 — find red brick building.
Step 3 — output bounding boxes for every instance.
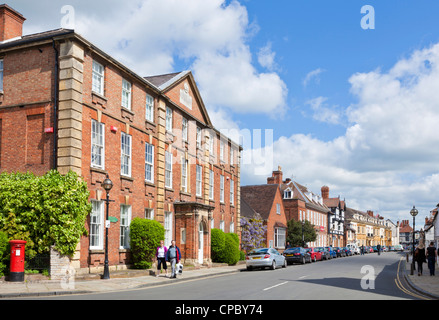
[267,167,331,247]
[0,5,242,273]
[241,184,287,251]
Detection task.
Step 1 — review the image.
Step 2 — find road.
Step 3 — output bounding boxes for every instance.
[36,251,426,302]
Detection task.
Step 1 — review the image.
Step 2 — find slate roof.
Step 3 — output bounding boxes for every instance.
[240,184,280,220]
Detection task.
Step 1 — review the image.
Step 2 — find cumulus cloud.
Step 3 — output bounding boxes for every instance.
[242,43,439,222]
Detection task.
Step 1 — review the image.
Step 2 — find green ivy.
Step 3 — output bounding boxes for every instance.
[0,170,91,258]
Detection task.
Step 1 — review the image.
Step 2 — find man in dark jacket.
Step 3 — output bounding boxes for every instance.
[166,240,182,279]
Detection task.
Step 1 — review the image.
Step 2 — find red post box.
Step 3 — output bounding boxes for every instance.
[9,240,27,282]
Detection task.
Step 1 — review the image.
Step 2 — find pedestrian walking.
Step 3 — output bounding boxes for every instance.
[361,245,364,255]
[377,244,381,256]
[155,240,168,277]
[426,241,437,276]
[414,243,426,276]
[166,240,181,279]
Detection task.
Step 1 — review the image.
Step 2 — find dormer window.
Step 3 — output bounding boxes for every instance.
[283,188,292,199]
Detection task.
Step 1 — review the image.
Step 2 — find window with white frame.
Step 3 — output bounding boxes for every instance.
[121,79,131,110]
[182,117,188,142]
[121,132,132,176]
[196,127,201,149]
[220,141,224,161]
[92,60,104,95]
[145,208,154,220]
[230,221,235,233]
[276,203,281,214]
[220,175,224,203]
[90,200,104,249]
[0,59,3,92]
[165,151,173,188]
[120,205,131,249]
[181,157,188,192]
[209,133,214,155]
[209,169,214,200]
[284,189,292,199]
[211,218,214,229]
[164,211,173,247]
[145,142,154,183]
[220,220,225,232]
[91,119,105,169]
[196,165,202,197]
[274,227,286,249]
[230,179,234,205]
[230,147,234,165]
[166,106,172,131]
[145,94,154,122]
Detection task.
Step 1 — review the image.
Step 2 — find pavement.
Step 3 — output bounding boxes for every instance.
[1,254,438,299]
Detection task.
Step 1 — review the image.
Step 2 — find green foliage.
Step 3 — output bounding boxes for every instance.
[211,229,240,265]
[222,233,240,265]
[0,170,91,258]
[130,218,164,269]
[211,228,225,262]
[0,231,9,276]
[286,219,317,247]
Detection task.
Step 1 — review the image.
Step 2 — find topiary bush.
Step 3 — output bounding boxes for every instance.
[130,218,164,269]
[211,228,225,262]
[222,233,240,265]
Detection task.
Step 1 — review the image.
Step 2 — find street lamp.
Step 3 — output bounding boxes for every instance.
[101,174,113,280]
[410,205,418,276]
[301,220,305,247]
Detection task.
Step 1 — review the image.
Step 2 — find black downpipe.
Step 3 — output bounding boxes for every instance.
[52,39,59,170]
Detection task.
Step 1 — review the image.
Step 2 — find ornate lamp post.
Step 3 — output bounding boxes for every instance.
[410,205,418,275]
[101,174,113,280]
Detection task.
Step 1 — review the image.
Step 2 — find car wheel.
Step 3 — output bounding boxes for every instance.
[301,257,305,264]
[283,259,287,268]
[271,260,276,270]
[246,266,252,271]
[313,256,317,262]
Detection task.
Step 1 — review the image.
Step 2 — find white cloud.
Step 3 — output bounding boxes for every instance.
[257,42,277,71]
[305,96,342,125]
[242,43,439,222]
[303,68,325,87]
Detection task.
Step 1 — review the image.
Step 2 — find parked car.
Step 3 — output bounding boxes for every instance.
[283,247,312,264]
[394,244,404,252]
[342,247,352,256]
[368,246,374,253]
[316,247,330,260]
[333,247,345,257]
[246,248,287,271]
[324,246,337,259]
[372,246,378,252]
[347,244,360,255]
[305,247,323,262]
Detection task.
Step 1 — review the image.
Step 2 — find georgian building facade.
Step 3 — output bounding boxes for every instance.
[0,5,241,273]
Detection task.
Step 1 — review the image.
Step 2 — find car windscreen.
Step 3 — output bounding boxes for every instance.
[285,247,301,253]
[248,248,268,255]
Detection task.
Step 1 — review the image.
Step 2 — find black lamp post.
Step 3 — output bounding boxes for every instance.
[410,205,418,276]
[101,174,113,280]
[301,220,305,247]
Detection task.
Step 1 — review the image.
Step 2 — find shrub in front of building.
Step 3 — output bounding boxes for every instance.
[130,218,164,269]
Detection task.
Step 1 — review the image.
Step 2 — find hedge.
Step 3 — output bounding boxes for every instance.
[211,228,240,265]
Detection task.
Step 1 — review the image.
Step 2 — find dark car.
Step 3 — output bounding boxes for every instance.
[316,247,330,260]
[342,247,352,256]
[305,247,323,262]
[283,247,312,264]
[324,246,337,259]
[333,247,345,257]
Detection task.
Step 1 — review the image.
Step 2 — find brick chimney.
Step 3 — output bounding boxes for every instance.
[0,4,26,43]
[321,186,329,199]
[367,210,374,217]
[267,166,283,185]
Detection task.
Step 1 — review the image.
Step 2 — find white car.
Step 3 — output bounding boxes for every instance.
[245,248,287,271]
[393,245,404,252]
[347,244,360,255]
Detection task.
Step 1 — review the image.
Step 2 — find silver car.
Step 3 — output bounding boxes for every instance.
[245,248,287,271]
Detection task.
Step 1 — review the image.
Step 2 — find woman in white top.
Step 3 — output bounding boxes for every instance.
[155,240,168,277]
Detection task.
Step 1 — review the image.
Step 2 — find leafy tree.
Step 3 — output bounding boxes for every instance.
[286,219,317,247]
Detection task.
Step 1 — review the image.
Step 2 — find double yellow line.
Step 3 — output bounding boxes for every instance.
[395,257,431,300]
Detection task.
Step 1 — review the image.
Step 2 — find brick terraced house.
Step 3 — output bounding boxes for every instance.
[0,4,242,273]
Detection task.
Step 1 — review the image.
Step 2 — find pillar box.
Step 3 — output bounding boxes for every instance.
[9,240,27,282]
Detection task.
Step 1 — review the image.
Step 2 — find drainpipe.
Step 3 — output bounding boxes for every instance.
[52,39,59,170]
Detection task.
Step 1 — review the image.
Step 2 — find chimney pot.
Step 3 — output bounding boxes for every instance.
[321,186,329,199]
[0,4,26,43]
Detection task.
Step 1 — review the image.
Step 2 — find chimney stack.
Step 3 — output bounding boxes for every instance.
[321,186,329,199]
[0,4,26,43]
[267,166,283,185]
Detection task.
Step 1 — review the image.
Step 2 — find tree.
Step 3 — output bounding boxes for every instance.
[286,219,317,247]
[240,215,266,253]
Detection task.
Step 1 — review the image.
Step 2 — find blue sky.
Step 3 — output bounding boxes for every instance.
[8,0,439,223]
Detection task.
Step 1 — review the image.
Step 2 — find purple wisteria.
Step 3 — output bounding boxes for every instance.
[240,216,267,253]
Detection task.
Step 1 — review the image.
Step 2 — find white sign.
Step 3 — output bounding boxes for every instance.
[15,249,21,256]
[106,220,110,229]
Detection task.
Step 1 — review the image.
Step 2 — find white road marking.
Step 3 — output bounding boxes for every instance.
[263,281,289,291]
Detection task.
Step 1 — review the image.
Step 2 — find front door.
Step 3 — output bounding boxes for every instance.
[198,222,204,264]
